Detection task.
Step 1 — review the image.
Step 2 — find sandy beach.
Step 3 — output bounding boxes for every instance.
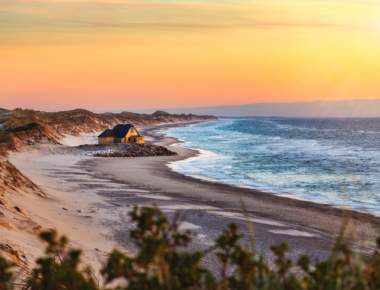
[7,121,380,273]
[8,145,121,275]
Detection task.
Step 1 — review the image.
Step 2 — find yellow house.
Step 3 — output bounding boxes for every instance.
[98,124,145,145]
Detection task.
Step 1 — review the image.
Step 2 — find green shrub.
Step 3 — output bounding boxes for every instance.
[1,206,380,290]
[0,257,14,290]
[26,229,98,290]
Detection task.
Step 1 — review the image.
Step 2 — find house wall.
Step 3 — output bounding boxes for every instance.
[129,128,139,136]
[126,128,140,138]
[121,127,143,144]
[135,136,145,144]
[98,137,114,145]
[125,136,145,144]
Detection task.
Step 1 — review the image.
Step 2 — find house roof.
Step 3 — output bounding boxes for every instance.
[98,129,114,138]
[112,124,133,138]
[99,123,139,139]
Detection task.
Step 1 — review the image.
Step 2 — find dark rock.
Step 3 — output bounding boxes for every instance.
[88,144,177,158]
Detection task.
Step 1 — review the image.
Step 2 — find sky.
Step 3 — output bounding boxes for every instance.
[1,0,380,111]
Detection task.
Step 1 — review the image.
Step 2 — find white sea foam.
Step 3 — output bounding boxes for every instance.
[185,149,219,161]
[167,149,221,181]
[186,175,220,183]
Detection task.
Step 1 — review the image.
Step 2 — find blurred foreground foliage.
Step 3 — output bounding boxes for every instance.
[2,206,380,290]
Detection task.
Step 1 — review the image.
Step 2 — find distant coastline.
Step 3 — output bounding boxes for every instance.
[151,99,380,118]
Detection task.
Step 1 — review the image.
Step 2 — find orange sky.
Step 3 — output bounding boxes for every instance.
[1,0,380,111]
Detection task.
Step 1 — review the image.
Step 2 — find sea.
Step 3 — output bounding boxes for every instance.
[163,118,380,216]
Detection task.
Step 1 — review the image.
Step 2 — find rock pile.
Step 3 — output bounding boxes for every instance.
[79,144,177,158]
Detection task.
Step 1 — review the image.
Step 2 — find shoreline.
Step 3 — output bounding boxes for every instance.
[146,122,380,226]
[89,122,380,257]
[5,120,380,273]
[159,123,380,219]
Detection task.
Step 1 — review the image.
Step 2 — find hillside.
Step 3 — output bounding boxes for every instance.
[0,108,215,151]
[0,108,10,113]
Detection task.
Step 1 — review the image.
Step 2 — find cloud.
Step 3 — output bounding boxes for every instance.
[0,0,371,35]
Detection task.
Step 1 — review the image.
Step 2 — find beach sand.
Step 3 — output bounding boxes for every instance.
[7,135,119,276]
[7,122,380,274]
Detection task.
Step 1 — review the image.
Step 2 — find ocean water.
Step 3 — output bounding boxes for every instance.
[163,118,380,215]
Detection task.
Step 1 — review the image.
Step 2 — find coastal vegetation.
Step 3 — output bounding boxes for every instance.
[1,206,380,290]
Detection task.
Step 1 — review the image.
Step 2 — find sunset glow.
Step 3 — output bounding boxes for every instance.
[1,0,380,111]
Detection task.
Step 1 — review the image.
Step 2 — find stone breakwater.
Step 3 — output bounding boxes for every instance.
[78,144,177,158]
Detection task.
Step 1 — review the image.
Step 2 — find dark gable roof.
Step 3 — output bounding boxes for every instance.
[98,124,136,138]
[112,124,133,138]
[98,129,114,138]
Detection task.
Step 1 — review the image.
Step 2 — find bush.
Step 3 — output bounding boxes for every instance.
[0,257,14,290]
[1,206,380,290]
